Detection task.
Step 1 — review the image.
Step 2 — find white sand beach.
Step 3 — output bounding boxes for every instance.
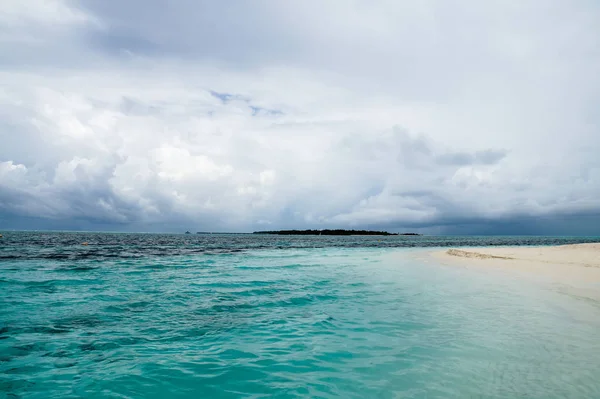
[431,243,600,301]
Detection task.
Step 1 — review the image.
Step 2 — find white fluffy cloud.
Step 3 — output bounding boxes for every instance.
[1,1,599,233]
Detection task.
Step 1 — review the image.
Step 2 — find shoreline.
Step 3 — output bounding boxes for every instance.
[429,243,600,301]
[436,242,600,267]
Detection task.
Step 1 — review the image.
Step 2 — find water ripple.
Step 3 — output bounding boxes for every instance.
[1,240,600,397]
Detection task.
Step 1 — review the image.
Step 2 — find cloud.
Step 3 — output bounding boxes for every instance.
[435,149,508,167]
[0,1,599,233]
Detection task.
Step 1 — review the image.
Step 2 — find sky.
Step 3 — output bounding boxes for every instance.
[1,0,600,234]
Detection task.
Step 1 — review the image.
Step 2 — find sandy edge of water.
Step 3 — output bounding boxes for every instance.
[424,243,600,301]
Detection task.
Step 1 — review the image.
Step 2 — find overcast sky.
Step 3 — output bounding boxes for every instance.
[1,1,600,234]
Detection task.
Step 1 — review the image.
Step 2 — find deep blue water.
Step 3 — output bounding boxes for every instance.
[2,232,600,261]
[1,232,600,398]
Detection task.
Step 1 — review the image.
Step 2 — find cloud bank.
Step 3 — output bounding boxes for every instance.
[1,0,599,234]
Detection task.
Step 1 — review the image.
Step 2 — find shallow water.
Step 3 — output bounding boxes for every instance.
[1,233,600,398]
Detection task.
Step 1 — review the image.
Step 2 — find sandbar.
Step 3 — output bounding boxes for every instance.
[431,243,600,301]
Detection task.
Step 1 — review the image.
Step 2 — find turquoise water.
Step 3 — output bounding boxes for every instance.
[2,233,600,398]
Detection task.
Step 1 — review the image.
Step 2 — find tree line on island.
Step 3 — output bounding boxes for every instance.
[253,229,421,236]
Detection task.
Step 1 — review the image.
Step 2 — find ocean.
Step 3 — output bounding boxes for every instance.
[1,232,600,398]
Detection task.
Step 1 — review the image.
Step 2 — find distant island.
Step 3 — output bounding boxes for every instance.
[253,229,421,236]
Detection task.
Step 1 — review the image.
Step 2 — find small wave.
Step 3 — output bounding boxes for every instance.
[2,232,600,398]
